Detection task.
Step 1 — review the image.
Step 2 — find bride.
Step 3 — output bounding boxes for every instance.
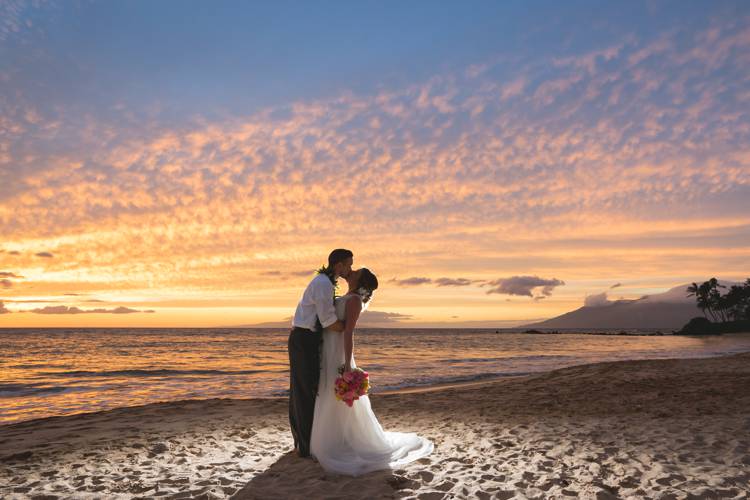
[310,268,434,476]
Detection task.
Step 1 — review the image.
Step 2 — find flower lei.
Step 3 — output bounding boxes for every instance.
[316,265,338,294]
[356,286,373,304]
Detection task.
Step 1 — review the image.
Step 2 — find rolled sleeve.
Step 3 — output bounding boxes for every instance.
[313,279,338,328]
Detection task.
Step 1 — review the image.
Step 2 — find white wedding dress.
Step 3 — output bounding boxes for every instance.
[310,294,434,476]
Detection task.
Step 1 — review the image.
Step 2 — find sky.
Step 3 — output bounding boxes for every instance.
[1,0,749,327]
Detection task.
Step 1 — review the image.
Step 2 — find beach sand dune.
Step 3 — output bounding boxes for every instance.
[1,353,749,499]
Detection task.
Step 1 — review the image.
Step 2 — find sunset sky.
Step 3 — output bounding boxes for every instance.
[1,1,749,327]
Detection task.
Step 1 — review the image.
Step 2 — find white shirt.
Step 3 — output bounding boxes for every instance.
[292,273,338,331]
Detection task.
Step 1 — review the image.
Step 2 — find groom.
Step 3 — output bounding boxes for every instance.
[288,248,353,458]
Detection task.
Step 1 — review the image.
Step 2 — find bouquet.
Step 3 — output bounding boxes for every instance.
[334,365,370,407]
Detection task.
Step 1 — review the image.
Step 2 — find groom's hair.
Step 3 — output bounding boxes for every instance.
[328,249,353,268]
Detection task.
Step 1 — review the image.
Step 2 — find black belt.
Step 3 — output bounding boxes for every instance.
[291,326,316,334]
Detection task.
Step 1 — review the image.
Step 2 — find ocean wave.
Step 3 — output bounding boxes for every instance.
[439,355,574,364]
[37,368,269,378]
[9,363,73,369]
[374,372,530,392]
[0,382,77,398]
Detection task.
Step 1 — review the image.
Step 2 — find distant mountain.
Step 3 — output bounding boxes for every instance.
[522,282,736,330]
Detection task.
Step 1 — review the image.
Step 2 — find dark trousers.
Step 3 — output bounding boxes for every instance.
[288,326,322,457]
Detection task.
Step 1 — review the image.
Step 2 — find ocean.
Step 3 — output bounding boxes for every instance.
[2,328,750,425]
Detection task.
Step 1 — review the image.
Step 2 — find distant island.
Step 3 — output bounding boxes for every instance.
[521,283,708,330]
[521,278,750,335]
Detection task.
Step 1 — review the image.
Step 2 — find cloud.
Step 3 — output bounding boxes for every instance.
[359,310,413,323]
[30,305,152,314]
[1,279,12,288]
[433,277,476,287]
[0,0,50,42]
[500,77,526,100]
[35,252,53,258]
[584,291,612,307]
[390,277,477,287]
[2,299,61,303]
[0,272,23,278]
[610,283,622,289]
[291,270,316,277]
[0,301,9,314]
[485,276,565,297]
[8,251,20,255]
[390,277,433,287]
[4,20,748,253]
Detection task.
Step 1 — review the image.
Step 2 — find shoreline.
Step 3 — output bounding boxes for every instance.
[2,352,749,499]
[3,349,750,428]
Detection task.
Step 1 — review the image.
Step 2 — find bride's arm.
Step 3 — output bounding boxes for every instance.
[343,295,363,372]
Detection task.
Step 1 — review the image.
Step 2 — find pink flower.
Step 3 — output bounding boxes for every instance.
[334,366,370,406]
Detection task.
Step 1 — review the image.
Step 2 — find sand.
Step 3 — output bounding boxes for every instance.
[1,353,749,499]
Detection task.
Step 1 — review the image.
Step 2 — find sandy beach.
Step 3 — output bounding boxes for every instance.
[1,353,749,499]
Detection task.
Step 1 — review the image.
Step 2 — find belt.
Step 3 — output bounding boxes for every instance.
[291,326,316,334]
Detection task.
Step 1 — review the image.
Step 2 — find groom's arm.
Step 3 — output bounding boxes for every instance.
[313,280,344,332]
[327,320,345,332]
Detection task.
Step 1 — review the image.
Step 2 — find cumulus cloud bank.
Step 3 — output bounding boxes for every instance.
[0,301,9,314]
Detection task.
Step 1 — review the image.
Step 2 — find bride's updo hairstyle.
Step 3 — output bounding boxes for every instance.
[356,268,379,305]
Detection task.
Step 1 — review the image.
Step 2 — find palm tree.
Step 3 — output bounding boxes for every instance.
[688,278,750,324]
[724,279,750,321]
[687,282,709,319]
[706,278,727,322]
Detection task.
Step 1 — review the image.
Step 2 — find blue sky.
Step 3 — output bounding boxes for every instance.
[6,1,742,123]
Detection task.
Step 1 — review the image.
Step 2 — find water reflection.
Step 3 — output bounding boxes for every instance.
[1,328,750,424]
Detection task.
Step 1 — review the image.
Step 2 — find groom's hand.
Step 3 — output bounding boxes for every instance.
[328,320,345,332]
